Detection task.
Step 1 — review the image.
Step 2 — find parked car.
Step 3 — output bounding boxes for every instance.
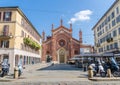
[67,56,82,65]
[67,58,75,64]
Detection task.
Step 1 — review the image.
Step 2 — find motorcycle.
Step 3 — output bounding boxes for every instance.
[100,57,120,77]
[1,59,10,77]
[92,63,106,77]
[107,57,120,77]
[1,68,9,77]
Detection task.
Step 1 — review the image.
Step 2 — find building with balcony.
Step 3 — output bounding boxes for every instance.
[92,0,120,54]
[0,6,41,71]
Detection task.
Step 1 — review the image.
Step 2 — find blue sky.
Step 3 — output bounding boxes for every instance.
[0,0,115,45]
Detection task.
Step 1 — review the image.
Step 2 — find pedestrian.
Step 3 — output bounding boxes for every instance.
[18,58,24,76]
[32,61,34,64]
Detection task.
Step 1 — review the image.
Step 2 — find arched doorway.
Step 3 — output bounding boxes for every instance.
[58,48,66,63]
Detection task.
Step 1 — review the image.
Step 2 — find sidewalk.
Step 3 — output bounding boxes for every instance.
[0,63,120,85]
[0,63,52,82]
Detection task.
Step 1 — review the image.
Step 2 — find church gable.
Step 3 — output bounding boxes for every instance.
[53,27,71,37]
[52,19,72,37]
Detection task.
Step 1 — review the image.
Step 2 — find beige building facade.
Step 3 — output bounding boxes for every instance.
[92,0,120,54]
[0,6,41,71]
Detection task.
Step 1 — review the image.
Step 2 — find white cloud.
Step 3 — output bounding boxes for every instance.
[68,10,93,24]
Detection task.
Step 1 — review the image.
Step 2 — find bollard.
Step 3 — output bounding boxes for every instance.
[14,66,19,79]
[88,66,93,78]
[107,69,111,77]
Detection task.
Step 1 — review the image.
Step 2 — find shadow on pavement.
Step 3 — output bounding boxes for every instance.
[36,64,83,71]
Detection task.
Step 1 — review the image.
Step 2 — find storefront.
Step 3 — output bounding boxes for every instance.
[0,48,41,72]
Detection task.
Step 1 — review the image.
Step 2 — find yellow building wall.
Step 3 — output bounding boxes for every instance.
[14,11,41,50]
[0,23,15,48]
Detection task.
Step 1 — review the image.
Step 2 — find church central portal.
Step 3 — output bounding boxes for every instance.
[58,48,66,63]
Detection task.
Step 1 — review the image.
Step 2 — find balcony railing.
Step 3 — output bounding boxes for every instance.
[106,37,113,43]
[0,32,12,40]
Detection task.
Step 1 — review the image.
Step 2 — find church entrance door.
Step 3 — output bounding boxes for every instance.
[59,48,65,63]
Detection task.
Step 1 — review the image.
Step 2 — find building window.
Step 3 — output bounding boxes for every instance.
[3,25,9,36]
[102,22,104,27]
[116,15,120,23]
[59,39,65,47]
[107,16,111,22]
[97,27,99,31]
[112,19,116,27]
[3,11,12,21]
[110,44,113,49]
[116,7,119,14]
[25,33,26,37]
[21,43,24,50]
[108,33,111,38]
[107,45,109,50]
[105,26,108,31]
[99,25,101,30]
[104,18,107,25]
[119,28,120,35]
[21,18,24,27]
[102,29,104,33]
[1,40,9,48]
[74,50,79,54]
[114,42,118,49]
[99,48,103,52]
[0,12,1,21]
[109,24,111,29]
[21,30,24,37]
[111,11,115,19]
[113,30,117,37]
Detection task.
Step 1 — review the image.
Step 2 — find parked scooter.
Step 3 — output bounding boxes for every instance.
[98,63,106,77]
[109,57,119,77]
[101,57,120,77]
[1,59,10,77]
[89,62,106,77]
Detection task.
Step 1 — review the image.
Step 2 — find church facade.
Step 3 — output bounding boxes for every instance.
[42,20,93,63]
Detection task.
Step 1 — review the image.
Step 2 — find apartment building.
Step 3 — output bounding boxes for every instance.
[92,0,120,54]
[0,6,41,71]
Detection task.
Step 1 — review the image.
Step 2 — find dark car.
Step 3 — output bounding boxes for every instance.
[67,56,82,65]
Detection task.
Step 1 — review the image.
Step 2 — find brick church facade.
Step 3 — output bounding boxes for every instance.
[42,20,93,63]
